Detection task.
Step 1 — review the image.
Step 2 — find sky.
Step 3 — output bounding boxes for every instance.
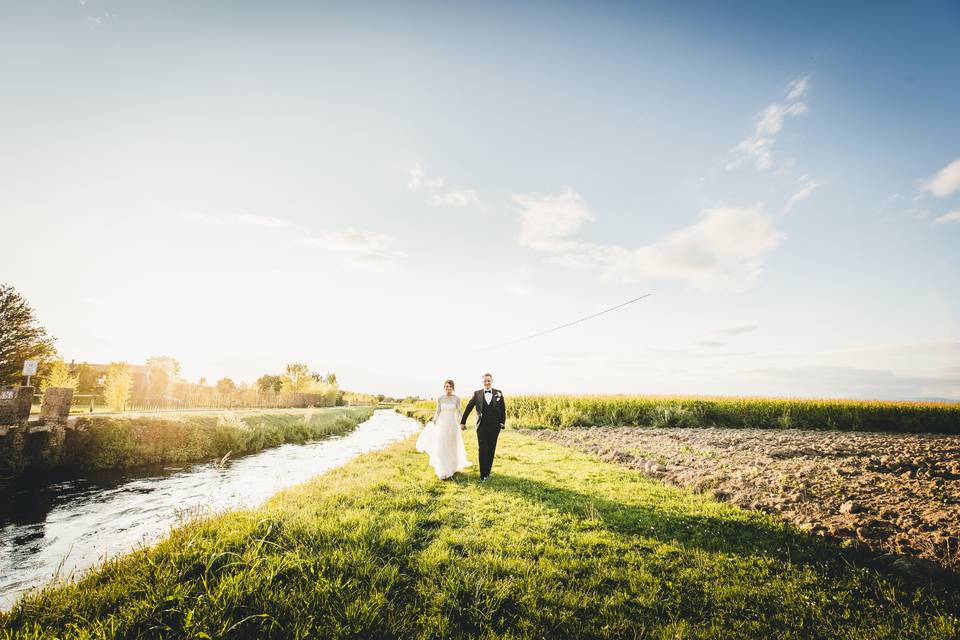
[1,0,958,400]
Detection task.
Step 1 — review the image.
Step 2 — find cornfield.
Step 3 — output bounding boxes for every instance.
[399,394,960,434]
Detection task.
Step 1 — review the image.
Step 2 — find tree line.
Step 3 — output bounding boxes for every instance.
[0,283,379,412]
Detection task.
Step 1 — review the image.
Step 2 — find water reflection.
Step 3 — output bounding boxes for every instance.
[0,409,421,609]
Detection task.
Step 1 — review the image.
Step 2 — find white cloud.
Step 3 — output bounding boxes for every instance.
[182,211,300,229]
[237,214,301,229]
[297,228,391,252]
[431,189,481,207]
[603,205,784,292]
[783,175,822,213]
[728,136,774,172]
[512,187,784,292]
[407,162,480,207]
[922,158,960,198]
[727,76,810,172]
[182,212,229,226]
[407,163,442,192]
[784,76,810,102]
[718,322,760,335]
[513,188,596,252]
[756,102,808,137]
[772,157,798,178]
[933,209,960,225]
[894,193,931,220]
[407,163,423,190]
[295,228,407,263]
[180,209,400,264]
[545,244,624,270]
[86,12,117,29]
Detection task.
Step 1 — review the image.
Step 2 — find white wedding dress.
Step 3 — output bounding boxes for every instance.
[416,394,470,478]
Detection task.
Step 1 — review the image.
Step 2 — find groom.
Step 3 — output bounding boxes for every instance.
[460,373,505,482]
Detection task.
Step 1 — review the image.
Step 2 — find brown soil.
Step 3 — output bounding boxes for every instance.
[523,426,960,576]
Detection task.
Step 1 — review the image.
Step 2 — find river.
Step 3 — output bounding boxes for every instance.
[0,409,422,609]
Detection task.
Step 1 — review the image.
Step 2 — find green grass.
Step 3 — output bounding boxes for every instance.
[3,430,957,639]
[396,401,438,425]
[0,407,375,478]
[401,394,960,433]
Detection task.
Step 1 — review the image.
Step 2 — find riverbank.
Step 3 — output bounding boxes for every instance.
[0,409,419,610]
[3,430,957,638]
[0,407,374,479]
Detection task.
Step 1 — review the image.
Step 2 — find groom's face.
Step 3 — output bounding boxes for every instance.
[482,375,492,389]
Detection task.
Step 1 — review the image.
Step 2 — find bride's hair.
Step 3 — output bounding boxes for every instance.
[444,379,455,389]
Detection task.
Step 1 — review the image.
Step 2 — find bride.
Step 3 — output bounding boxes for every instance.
[415,379,470,479]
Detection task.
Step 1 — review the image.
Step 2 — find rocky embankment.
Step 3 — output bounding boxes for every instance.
[524,426,960,578]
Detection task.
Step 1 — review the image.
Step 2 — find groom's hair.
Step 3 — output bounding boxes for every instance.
[483,373,492,379]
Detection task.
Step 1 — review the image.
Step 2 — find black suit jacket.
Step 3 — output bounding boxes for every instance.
[460,388,506,428]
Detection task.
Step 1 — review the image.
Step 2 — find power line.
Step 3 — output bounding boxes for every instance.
[476,293,653,351]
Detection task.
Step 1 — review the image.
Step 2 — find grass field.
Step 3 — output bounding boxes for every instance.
[3,430,957,639]
[400,394,960,433]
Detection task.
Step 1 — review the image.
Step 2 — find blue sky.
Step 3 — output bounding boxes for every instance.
[1,0,958,399]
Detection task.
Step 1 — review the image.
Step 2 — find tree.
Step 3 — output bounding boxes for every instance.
[256,374,283,393]
[39,359,78,394]
[0,283,57,386]
[76,363,99,393]
[198,377,207,386]
[216,378,237,394]
[325,372,337,385]
[145,355,181,380]
[103,362,133,412]
[145,356,181,399]
[281,363,311,393]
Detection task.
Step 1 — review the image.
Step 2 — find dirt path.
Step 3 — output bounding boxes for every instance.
[523,426,960,576]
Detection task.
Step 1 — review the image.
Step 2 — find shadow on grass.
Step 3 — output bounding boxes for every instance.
[469,472,960,605]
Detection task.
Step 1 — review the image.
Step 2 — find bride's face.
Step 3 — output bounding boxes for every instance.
[443,382,453,394]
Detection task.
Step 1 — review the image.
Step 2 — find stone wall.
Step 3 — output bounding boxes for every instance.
[39,387,72,423]
[0,387,73,477]
[0,386,33,428]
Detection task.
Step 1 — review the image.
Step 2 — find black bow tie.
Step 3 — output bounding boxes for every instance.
[484,390,492,393]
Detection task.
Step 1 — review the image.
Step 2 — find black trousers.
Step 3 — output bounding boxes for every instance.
[476,422,501,478]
